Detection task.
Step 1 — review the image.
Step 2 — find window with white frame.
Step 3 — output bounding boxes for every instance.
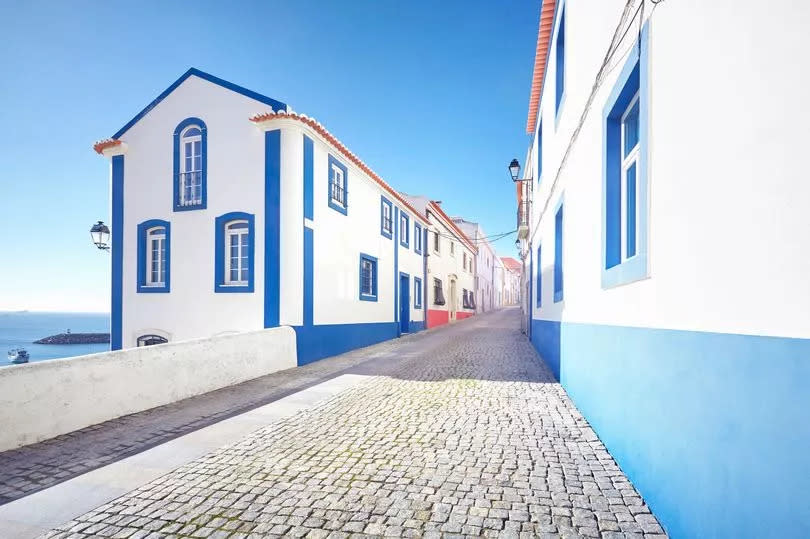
[179,125,203,207]
[463,252,467,269]
[399,213,409,247]
[381,197,393,237]
[330,164,345,205]
[450,241,455,256]
[433,231,440,253]
[359,253,378,301]
[146,226,166,286]
[620,93,640,261]
[225,221,250,285]
[414,223,422,254]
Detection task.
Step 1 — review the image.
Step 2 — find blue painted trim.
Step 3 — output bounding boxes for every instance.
[303,135,314,221]
[601,22,649,289]
[399,271,410,333]
[380,195,393,239]
[214,212,255,293]
[264,130,281,326]
[409,320,425,333]
[303,226,314,326]
[394,207,400,333]
[554,2,567,127]
[536,244,542,308]
[172,117,207,212]
[327,154,348,215]
[553,198,564,303]
[414,223,423,254]
[399,211,410,248]
[414,276,422,309]
[422,227,428,315]
[531,318,810,539]
[293,322,398,365]
[136,219,171,293]
[112,68,287,139]
[110,155,124,351]
[359,253,379,302]
[537,120,544,187]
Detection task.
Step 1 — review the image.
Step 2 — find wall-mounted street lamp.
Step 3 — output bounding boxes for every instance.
[509,159,522,182]
[90,221,111,251]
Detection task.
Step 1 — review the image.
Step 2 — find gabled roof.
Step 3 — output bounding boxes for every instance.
[111,68,288,139]
[251,110,428,226]
[526,0,558,134]
[501,257,522,271]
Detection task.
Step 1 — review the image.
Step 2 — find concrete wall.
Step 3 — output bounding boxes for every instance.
[0,326,296,451]
[521,1,810,537]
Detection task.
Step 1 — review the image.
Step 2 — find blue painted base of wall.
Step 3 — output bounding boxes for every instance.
[530,318,810,539]
[293,322,398,366]
[408,321,425,333]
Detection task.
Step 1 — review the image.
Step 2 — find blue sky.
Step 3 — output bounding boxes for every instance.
[0,0,538,312]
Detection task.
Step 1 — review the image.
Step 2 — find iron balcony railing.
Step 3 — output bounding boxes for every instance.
[517,199,530,238]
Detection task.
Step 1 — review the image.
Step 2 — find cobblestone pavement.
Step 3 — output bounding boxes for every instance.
[42,308,666,538]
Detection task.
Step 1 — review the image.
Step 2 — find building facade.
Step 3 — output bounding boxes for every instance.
[401,196,476,328]
[451,218,497,313]
[516,2,810,538]
[500,257,521,305]
[95,69,427,365]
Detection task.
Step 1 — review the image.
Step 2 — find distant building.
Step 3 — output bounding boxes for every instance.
[514,2,810,538]
[451,218,497,313]
[94,69,427,364]
[400,196,476,328]
[500,257,521,305]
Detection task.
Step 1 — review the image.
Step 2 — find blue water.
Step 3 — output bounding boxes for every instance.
[0,311,110,366]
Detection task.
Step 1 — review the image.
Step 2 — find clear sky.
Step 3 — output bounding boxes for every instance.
[0,0,538,313]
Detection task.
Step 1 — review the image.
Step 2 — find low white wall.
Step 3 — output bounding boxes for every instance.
[0,326,297,452]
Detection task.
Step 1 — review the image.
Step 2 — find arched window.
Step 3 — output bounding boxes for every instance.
[173,118,207,210]
[215,212,254,292]
[137,220,171,293]
[137,334,168,347]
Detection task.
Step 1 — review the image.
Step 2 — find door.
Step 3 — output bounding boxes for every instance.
[449,278,457,321]
[400,274,410,333]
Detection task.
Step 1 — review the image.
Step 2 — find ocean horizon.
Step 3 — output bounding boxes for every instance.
[0,311,111,366]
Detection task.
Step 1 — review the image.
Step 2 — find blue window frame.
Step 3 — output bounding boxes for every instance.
[554,202,564,303]
[173,118,207,211]
[414,276,422,309]
[399,212,410,248]
[359,253,378,301]
[137,220,170,293]
[536,244,542,307]
[414,223,423,254]
[215,212,255,293]
[327,155,348,215]
[380,196,393,238]
[555,5,566,122]
[602,22,649,289]
[537,120,543,183]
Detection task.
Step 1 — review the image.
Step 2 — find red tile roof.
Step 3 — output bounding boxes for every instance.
[93,139,123,154]
[526,0,558,134]
[501,257,522,271]
[251,110,429,225]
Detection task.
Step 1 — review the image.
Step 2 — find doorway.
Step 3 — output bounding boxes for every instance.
[400,273,410,333]
[449,277,457,321]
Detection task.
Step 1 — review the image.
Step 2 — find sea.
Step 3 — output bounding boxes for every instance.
[0,311,110,366]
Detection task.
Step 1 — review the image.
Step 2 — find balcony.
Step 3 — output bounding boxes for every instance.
[517,199,529,239]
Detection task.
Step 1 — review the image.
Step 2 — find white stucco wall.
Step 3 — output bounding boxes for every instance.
[0,326,296,451]
[526,0,810,339]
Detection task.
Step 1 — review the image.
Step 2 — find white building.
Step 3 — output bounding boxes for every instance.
[95,68,427,364]
[451,218,497,313]
[515,2,810,538]
[401,196,476,327]
[500,257,521,306]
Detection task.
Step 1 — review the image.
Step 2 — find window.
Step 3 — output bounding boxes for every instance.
[399,212,409,248]
[215,212,255,293]
[603,23,649,289]
[555,6,566,119]
[359,253,378,301]
[554,203,564,302]
[463,252,467,269]
[173,118,206,211]
[137,334,168,347]
[328,155,348,214]
[450,241,455,256]
[137,220,170,293]
[537,120,543,182]
[536,245,542,307]
[468,291,476,309]
[433,231,440,253]
[414,223,423,254]
[462,289,470,309]
[414,277,422,309]
[433,278,446,305]
[380,196,393,238]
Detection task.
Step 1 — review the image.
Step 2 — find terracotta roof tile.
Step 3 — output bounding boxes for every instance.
[93,138,122,155]
[526,0,558,134]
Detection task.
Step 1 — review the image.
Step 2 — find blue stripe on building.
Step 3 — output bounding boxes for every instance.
[263,129,281,328]
[110,155,125,351]
[530,318,810,539]
[393,206,400,336]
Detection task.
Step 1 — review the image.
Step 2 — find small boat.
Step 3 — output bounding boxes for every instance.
[7,348,30,364]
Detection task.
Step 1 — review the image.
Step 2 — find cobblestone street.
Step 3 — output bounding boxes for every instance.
[41,308,665,538]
